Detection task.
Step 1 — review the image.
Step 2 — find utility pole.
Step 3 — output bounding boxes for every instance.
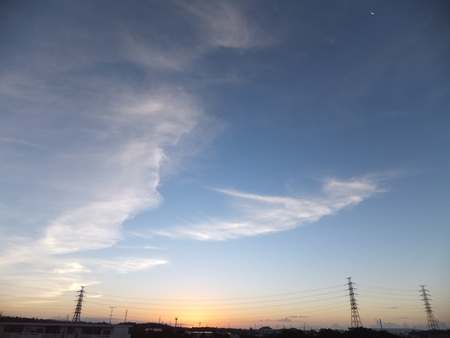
[420,285,439,330]
[124,309,128,323]
[347,277,363,328]
[72,286,85,322]
[109,307,116,324]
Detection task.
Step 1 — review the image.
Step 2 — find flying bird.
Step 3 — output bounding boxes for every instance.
[371,12,375,15]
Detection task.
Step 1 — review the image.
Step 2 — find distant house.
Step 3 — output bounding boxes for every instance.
[0,322,130,338]
[187,331,214,338]
[258,327,273,336]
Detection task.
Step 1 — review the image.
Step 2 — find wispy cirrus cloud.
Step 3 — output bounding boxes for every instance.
[121,1,278,73]
[182,1,277,49]
[84,257,168,274]
[122,34,200,71]
[277,317,293,322]
[0,85,205,264]
[0,256,166,309]
[0,1,246,289]
[155,175,388,240]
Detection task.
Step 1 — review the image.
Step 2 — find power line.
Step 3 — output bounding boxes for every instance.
[83,294,347,312]
[0,282,346,302]
[97,284,348,302]
[79,289,347,308]
[1,280,449,328]
[357,284,418,293]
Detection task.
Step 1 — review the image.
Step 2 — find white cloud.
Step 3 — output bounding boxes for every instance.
[0,261,99,300]
[119,1,276,74]
[85,257,167,274]
[0,82,204,312]
[156,175,387,240]
[0,0,231,289]
[53,262,90,274]
[122,34,199,71]
[0,255,166,311]
[181,1,277,49]
[0,86,204,263]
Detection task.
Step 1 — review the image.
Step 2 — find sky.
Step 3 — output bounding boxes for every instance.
[0,0,449,331]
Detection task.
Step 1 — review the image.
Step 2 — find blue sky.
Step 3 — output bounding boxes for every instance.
[0,0,449,330]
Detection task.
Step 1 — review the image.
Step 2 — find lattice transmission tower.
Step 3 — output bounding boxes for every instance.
[347,277,363,328]
[72,286,85,322]
[420,285,439,330]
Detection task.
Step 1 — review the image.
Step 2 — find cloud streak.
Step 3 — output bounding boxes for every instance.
[1,0,261,287]
[156,175,387,240]
[0,85,204,266]
[182,1,276,49]
[0,256,167,309]
[38,87,203,255]
[120,1,277,74]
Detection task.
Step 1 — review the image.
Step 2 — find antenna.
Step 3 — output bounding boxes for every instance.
[109,307,117,324]
[420,285,439,330]
[72,286,85,322]
[347,277,363,328]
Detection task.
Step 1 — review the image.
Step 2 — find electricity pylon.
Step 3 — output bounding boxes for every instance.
[347,277,363,328]
[72,286,85,322]
[420,285,439,330]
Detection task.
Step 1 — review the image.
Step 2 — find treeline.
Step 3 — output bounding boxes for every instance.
[0,316,70,323]
[133,325,450,338]
[266,327,449,338]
